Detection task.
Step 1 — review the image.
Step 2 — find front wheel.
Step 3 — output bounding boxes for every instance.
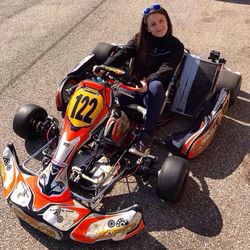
[157,156,189,203]
[13,104,48,140]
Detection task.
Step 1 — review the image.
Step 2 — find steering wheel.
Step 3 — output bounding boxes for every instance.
[94,65,125,76]
[94,65,143,91]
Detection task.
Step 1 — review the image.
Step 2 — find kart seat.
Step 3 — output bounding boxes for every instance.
[117,51,219,121]
[170,53,218,118]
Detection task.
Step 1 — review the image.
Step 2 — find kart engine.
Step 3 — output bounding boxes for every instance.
[69,149,119,191]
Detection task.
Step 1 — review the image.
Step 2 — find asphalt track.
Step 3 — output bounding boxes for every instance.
[0,0,249,249]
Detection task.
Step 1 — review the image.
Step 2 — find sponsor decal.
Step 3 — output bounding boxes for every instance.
[84,87,99,95]
[3,156,10,165]
[2,156,12,171]
[108,220,115,228]
[85,211,142,240]
[189,115,220,157]
[1,162,6,183]
[116,218,128,227]
[11,204,62,240]
[56,215,64,223]
[97,222,137,239]
[43,206,81,231]
[1,156,14,189]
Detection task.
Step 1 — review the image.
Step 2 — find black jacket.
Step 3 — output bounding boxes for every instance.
[104,34,184,89]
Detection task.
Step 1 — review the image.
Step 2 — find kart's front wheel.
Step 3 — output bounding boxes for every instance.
[157,156,189,203]
[13,104,48,140]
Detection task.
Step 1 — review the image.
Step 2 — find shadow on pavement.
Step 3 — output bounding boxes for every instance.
[99,176,223,238]
[191,90,249,181]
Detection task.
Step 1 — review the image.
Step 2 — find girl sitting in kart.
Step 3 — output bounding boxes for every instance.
[94,4,184,156]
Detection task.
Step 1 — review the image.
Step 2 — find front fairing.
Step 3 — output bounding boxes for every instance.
[37,80,113,198]
[1,144,145,242]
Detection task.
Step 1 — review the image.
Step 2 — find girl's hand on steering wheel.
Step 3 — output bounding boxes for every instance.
[136,79,148,93]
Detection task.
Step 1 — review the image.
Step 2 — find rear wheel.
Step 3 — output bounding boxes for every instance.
[216,72,242,106]
[228,76,241,106]
[13,104,48,140]
[92,42,120,64]
[157,156,189,203]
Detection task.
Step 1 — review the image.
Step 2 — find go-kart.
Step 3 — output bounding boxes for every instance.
[1,43,241,243]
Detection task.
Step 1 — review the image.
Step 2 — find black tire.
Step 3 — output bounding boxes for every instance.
[228,75,242,106]
[57,75,79,112]
[13,104,48,140]
[157,156,189,203]
[216,72,242,107]
[92,42,120,64]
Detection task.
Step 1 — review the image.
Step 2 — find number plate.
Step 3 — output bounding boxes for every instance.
[67,88,104,128]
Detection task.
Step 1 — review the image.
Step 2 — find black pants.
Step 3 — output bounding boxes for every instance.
[118,80,165,136]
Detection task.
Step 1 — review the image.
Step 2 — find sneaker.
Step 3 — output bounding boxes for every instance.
[129,134,152,157]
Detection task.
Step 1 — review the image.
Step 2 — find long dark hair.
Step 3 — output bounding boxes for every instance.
[130,7,173,79]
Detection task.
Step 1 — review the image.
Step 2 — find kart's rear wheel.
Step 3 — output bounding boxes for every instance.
[157,156,189,203]
[92,42,120,64]
[228,76,242,106]
[13,104,48,140]
[216,74,242,106]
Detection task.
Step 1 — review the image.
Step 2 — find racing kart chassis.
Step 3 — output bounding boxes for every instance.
[1,43,241,243]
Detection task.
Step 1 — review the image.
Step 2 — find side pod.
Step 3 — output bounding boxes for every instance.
[168,89,230,159]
